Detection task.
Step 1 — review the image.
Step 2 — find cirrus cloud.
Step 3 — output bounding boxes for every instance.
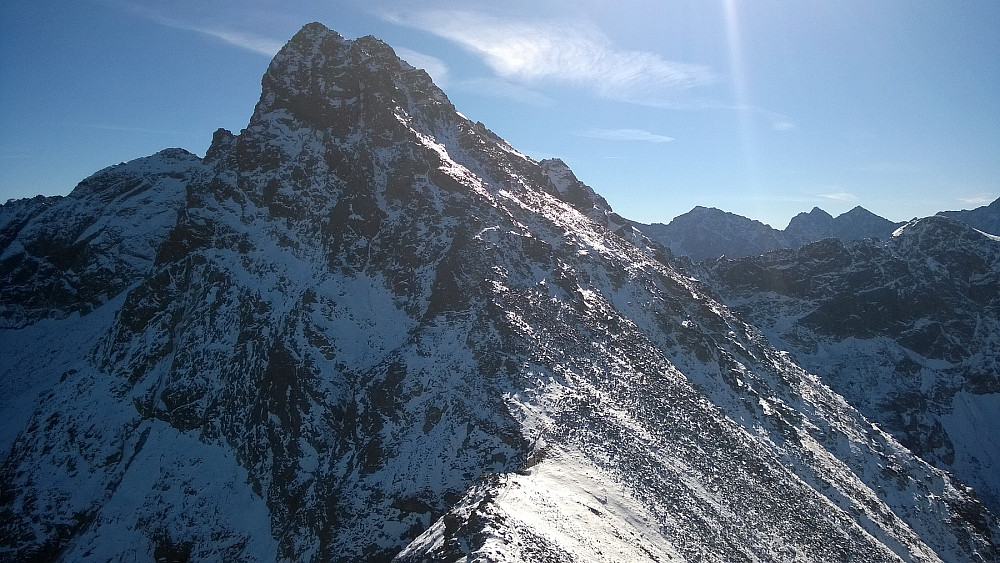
[819,191,859,202]
[958,193,998,205]
[577,128,675,143]
[384,10,717,107]
[191,26,283,56]
[129,6,283,56]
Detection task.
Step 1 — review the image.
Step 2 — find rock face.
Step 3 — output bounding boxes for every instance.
[703,216,1000,515]
[635,205,903,261]
[2,23,998,561]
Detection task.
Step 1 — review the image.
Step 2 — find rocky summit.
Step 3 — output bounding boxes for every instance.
[2,23,998,561]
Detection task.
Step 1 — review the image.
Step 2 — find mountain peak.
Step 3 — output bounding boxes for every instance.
[634,206,786,260]
[539,158,612,215]
[204,128,235,162]
[843,205,874,216]
[784,206,835,241]
[251,22,453,137]
[689,205,722,214]
[297,21,338,35]
[284,22,351,57]
[792,206,834,223]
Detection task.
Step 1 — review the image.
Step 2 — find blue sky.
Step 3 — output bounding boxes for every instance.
[2,0,998,228]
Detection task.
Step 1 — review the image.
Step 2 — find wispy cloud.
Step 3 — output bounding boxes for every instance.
[129,6,282,56]
[959,193,997,205]
[771,120,797,131]
[819,191,859,202]
[192,27,283,56]
[396,48,450,86]
[576,128,674,143]
[385,10,716,107]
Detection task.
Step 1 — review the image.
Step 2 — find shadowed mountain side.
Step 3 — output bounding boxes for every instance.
[634,205,904,261]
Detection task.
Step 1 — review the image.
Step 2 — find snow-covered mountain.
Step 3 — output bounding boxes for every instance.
[635,205,903,261]
[633,206,788,261]
[0,149,202,330]
[938,197,1000,238]
[701,216,1000,516]
[2,23,998,561]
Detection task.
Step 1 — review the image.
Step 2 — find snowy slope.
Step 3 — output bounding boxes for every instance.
[0,148,202,328]
[703,216,1000,515]
[2,23,998,562]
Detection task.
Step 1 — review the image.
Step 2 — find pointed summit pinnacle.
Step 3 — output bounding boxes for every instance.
[250,22,454,137]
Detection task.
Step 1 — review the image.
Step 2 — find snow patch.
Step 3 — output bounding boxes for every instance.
[488,448,684,562]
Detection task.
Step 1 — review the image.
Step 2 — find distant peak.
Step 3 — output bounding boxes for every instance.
[540,157,569,169]
[299,21,333,33]
[683,206,758,221]
[787,207,832,224]
[688,206,724,214]
[153,147,198,160]
[843,205,870,214]
[275,22,350,62]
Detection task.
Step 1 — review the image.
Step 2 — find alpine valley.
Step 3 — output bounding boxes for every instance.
[2,23,998,562]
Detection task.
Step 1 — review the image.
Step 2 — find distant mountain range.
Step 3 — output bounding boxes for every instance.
[638,198,1000,518]
[634,199,1000,261]
[699,216,1000,516]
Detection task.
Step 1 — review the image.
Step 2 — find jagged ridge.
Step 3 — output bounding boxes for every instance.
[635,205,904,261]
